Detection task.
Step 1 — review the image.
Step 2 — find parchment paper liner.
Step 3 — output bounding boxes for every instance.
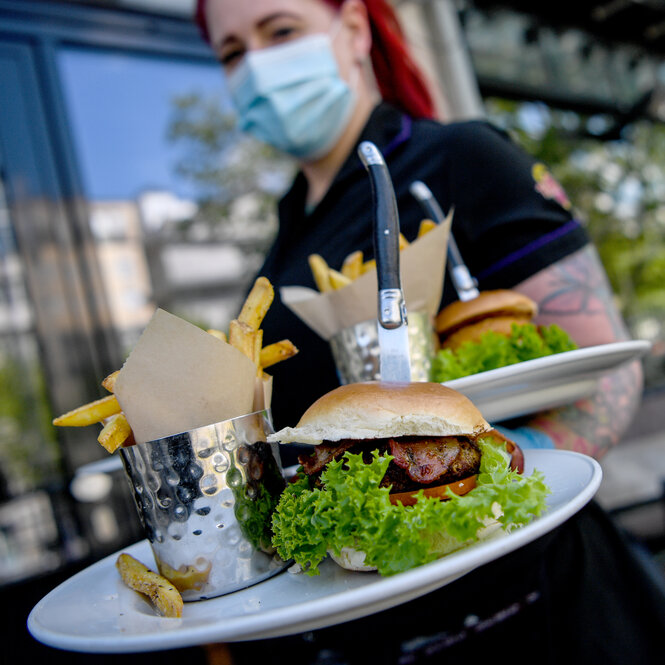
[280,214,451,341]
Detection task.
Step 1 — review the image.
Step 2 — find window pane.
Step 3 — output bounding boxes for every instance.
[57,47,262,346]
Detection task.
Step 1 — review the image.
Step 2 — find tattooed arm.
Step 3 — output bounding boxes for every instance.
[512,243,643,460]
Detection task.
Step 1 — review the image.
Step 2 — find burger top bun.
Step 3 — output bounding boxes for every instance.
[435,289,538,336]
[268,381,491,445]
[435,290,538,351]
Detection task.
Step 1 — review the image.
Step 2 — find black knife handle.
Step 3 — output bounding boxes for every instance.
[358,141,401,293]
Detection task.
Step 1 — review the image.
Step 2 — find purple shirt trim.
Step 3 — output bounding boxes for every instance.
[383,115,412,156]
[476,219,581,281]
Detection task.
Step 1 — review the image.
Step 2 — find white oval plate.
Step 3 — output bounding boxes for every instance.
[443,340,651,422]
[28,449,601,654]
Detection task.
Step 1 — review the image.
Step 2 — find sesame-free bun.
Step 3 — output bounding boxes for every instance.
[328,547,377,572]
[435,290,538,351]
[268,381,491,445]
[441,314,531,350]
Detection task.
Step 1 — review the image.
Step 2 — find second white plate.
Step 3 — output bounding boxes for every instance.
[443,340,650,422]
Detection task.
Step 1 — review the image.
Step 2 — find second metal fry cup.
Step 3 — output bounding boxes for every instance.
[120,410,289,601]
[329,310,436,384]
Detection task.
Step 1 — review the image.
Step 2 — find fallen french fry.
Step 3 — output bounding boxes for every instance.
[101,370,120,393]
[206,328,227,343]
[308,254,332,292]
[238,276,274,330]
[116,553,183,618]
[259,340,299,369]
[329,268,352,290]
[52,394,121,427]
[341,250,363,280]
[229,319,259,363]
[156,558,212,593]
[418,218,437,237]
[97,412,132,453]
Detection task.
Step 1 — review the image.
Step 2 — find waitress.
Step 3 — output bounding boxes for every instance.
[197,0,641,460]
[195,2,665,663]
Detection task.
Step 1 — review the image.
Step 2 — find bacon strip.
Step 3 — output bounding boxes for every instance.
[388,437,480,484]
[299,440,356,475]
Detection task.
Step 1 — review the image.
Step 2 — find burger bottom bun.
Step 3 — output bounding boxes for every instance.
[441,314,532,351]
[327,515,507,573]
[328,547,377,572]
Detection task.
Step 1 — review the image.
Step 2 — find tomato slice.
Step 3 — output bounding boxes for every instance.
[389,475,477,506]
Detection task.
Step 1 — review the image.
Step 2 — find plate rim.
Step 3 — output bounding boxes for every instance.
[28,449,602,653]
[442,339,651,391]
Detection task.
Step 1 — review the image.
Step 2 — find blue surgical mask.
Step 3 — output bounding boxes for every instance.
[227,33,356,160]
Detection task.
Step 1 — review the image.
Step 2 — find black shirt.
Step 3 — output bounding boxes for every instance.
[237,106,665,665]
[258,104,588,434]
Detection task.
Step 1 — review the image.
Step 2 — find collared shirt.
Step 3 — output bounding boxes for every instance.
[258,103,588,438]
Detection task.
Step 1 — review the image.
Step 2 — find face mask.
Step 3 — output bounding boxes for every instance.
[227,33,356,160]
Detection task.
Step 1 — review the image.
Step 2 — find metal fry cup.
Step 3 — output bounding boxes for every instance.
[119,410,289,601]
[329,310,436,384]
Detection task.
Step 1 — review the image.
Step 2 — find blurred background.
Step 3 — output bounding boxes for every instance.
[3,0,665,659]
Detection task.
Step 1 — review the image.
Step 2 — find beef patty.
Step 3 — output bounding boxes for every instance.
[298,435,482,493]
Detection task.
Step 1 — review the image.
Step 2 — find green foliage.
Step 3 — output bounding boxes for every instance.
[0,355,61,493]
[486,99,665,383]
[167,93,294,250]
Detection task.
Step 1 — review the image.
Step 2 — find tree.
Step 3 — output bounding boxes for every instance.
[167,93,295,255]
[487,98,665,385]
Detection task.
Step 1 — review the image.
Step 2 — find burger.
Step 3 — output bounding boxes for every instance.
[435,289,539,351]
[268,381,549,576]
[431,290,577,382]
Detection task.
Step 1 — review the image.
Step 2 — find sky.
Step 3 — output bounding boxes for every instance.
[57,46,230,201]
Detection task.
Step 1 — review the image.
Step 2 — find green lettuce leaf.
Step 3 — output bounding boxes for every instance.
[271,439,550,576]
[430,322,577,382]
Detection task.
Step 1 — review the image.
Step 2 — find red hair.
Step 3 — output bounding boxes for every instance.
[194,0,435,119]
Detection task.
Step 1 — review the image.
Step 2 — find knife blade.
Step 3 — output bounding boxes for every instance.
[409,180,480,302]
[358,141,411,383]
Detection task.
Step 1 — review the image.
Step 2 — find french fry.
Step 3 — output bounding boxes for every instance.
[97,412,132,453]
[54,276,299,457]
[361,258,376,274]
[418,219,437,237]
[253,328,263,375]
[206,328,227,343]
[229,319,259,364]
[52,394,121,427]
[237,276,274,330]
[101,370,120,393]
[329,268,352,290]
[399,233,409,250]
[259,340,299,369]
[341,250,363,280]
[308,254,332,292]
[116,553,183,618]
[156,558,212,593]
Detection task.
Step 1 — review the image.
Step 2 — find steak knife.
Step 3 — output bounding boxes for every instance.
[358,141,411,383]
[409,180,480,302]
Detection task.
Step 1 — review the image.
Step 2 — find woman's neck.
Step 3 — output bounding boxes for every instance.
[301,93,380,208]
